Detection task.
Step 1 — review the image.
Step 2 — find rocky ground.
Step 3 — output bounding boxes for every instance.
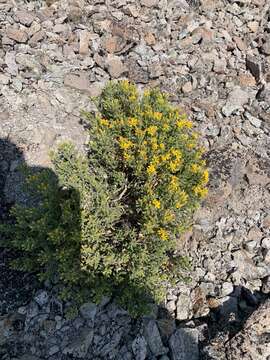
[0,0,270,359]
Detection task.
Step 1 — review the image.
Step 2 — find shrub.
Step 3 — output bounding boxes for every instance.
[2,81,208,316]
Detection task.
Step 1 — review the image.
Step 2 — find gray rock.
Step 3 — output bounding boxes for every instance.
[262,276,270,293]
[261,237,270,249]
[141,0,159,7]
[15,10,35,26]
[34,290,49,307]
[176,293,191,321]
[17,356,41,360]
[244,112,262,128]
[48,344,59,356]
[132,335,148,360]
[79,302,97,321]
[226,299,270,360]
[63,327,94,358]
[64,72,91,93]
[5,51,18,75]
[143,319,167,356]
[232,250,270,281]
[106,55,127,78]
[246,55,263,82]
[15,53,42,77]
[169,328,199,360]
[257,83,270,102]
[220,282,234,297]
[25,301,39,322]
[222,87,251,116]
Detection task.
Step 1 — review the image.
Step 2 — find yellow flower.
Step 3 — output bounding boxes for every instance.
[119,137,133,150]
[153,112,162,121]
[122,79,130,90]
[147,163,156,175]
[128,118,139,126]
[144,89,150,97]
[169,176,179,191]
[202,170,209,184]
[123,152,131,161]
[158,228,169,241]
[171,148,182,159]
[193,185,208,198]
[161,153,171,162]
[159,143,165,150]
[151,139,159,151]
[191,164,201,173]
[152,199,161,209]
[129,95,137,102]
[176,119,193,129]
[187,142,196,149]
[169,161,181,173]
[100,118,110,127]
[147,126,158,136]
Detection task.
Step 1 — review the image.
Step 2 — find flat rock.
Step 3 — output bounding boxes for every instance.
[222,87,251,116]
[6,27,28,43]
[176,293,192,321]
[106,55,127,78]
[64,73,91,93]
[79,302,97,321]
[143,319,167,356]
[169,328,199,360]
[15,10,35,26]
[132,335,147,360]
[140,0,158,7]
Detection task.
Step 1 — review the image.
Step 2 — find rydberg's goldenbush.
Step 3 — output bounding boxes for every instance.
[3,81,208,316]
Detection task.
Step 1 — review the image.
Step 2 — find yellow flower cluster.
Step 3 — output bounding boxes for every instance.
[95,81,209,245]
[169,176,179,192]
[168,148,182,173]
[147,163,156,175]
[158,228,168,241]
[202,169,209,184]
[100,118,110,127]
[147,125,158,136]
[152,199,161,209]
[128,117,139,127]
[119,137,133,150]
[191,163,201,173]
[176,119,193,129]
[193,185,208,198]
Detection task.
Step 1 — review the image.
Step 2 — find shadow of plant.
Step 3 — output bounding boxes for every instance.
[0,138,161,317]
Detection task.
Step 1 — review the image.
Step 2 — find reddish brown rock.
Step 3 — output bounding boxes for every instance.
[144,32,156,46]
[102,35,126,54]
[239,73,256,87]
[6,27,28,43]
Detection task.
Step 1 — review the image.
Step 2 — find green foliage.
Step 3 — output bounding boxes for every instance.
[3,81,208,316]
